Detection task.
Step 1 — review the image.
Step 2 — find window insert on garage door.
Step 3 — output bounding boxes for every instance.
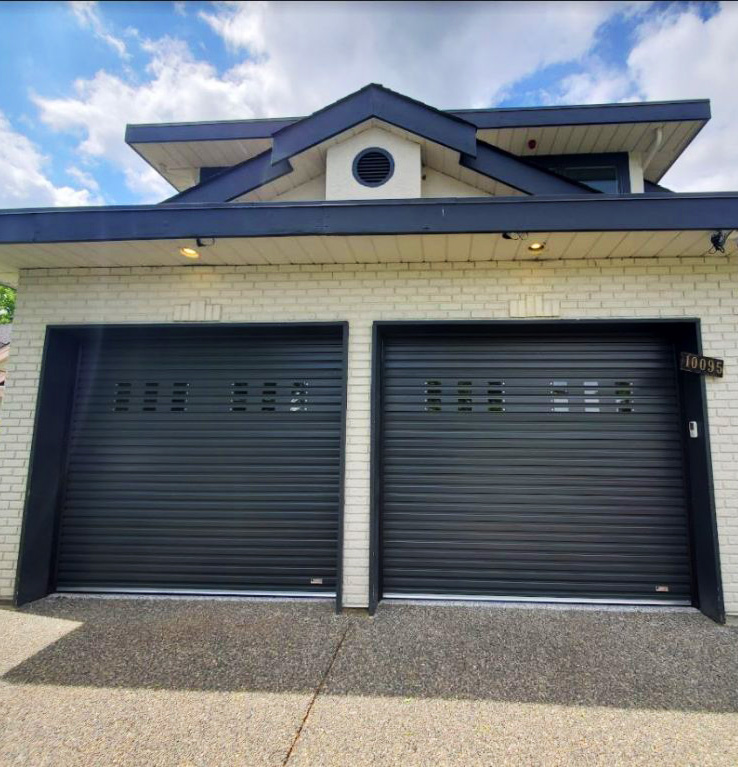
[420,377,640,414]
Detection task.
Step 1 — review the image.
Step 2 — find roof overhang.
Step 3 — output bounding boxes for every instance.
[127,99,710,190]
[2,193,736,243]
[0,194,736,273]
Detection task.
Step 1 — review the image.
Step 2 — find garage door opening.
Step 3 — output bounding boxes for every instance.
[370,321,723,622]
[16,323,347,608]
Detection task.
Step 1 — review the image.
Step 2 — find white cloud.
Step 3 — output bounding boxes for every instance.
[33,36,281,202]
[70,1,129,59]
[66,165,100,192]
[198,1,627,112]
[627,2,738,192]
[0,111,102,208]
[555,64,636,106]
[539,2,738,192]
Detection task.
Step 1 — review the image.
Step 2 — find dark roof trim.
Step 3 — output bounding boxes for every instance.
[453,99,711,130]
[125,99,711,145]
[644,180,674,194]
[125,117,300,144]
[269,84,478,164]
[1,194,737,244]
[165,150,293,204]
[461,142,595,196]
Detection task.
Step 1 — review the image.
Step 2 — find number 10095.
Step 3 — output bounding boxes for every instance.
[680,353,724,377]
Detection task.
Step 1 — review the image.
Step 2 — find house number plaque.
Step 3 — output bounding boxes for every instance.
[680,352,724,377]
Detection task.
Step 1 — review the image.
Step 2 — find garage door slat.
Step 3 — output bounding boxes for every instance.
[380,328,692,603]
[55,326,343,595]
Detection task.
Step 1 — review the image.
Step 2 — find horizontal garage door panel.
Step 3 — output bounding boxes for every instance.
[381,330,692,602]
[56,327,343,594]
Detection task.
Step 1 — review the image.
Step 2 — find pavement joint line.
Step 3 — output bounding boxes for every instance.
[282,622,352,766]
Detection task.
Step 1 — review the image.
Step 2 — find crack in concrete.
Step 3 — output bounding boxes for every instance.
[282,623,351,765]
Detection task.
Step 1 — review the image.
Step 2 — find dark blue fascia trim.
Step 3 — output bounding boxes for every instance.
[124,100,711,146]
[645,180,674,194]
[125,118,300,145]
[453,99,711,130]
[199,167,229,183]
[269,84,478,165]
[2,193,738,244]
[461,142,595,196]
[529,152,630,194]
[165,150,293,203]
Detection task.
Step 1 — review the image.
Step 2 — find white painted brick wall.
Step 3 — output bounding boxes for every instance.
[1,254,737,614]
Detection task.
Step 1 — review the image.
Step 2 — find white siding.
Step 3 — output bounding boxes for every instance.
[325,127,421,200]
[421,168,492,198]
[271,175,326,201]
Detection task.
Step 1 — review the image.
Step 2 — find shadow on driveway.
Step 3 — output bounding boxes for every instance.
[3,597,737,712]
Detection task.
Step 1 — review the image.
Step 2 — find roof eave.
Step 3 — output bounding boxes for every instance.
[0,193,736,245]
[125,99,712,145]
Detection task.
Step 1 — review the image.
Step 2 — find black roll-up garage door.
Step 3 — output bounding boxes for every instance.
[55,325,344,595]
[380,326,693,603]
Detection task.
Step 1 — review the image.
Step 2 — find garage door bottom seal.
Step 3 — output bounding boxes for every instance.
[56,587,335,599]
[383,593,691,607]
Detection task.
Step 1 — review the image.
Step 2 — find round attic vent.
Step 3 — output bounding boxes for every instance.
[352,147,394,187]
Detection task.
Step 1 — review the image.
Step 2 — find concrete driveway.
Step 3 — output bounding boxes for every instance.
[1,597,737,766]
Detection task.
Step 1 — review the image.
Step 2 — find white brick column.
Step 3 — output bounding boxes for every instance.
[341,319,373,606]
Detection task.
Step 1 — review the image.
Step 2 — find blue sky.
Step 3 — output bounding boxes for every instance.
[0,1,733,207]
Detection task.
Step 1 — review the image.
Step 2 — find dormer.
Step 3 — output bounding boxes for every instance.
[124,84,710,204]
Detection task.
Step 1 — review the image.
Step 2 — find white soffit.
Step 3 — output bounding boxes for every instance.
[478,120,705,183]
[0,230,717,272]
[130,138,273,191]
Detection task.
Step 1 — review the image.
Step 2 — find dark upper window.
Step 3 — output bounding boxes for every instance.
[530,152,630,194]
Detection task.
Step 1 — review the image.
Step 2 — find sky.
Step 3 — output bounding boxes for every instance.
[0,0,733,208]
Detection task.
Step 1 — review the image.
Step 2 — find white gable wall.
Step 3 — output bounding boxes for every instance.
[267,167,492,202]
[271,175,326,202]
[421,168,492,198]
[326,127,421,200]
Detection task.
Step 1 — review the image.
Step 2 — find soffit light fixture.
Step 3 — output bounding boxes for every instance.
[179,237,216,260]
[501,231,546,252]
